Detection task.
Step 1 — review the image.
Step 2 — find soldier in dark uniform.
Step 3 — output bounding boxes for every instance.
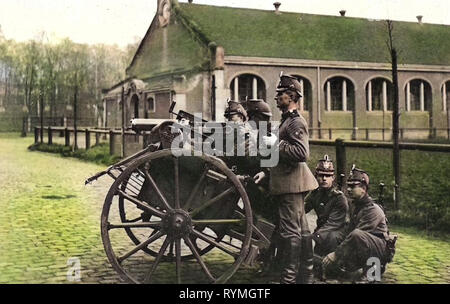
[254,73,318,284]
[322,166,396,280]
[224,99,248,123]
[245,98,272,125]
[305,155,348,258]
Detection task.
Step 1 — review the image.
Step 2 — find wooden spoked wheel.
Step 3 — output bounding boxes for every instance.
[101,149,253,284]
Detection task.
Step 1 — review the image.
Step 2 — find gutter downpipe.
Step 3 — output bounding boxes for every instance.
[317,66,321,139]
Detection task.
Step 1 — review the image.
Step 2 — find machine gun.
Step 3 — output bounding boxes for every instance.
[169,101,208,126]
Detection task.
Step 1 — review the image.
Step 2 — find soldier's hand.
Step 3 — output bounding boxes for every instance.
[322,252,337,267]
[253,171,266,184]
[262,134,278,147]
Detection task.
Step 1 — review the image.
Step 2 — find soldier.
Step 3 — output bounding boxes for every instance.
[224,99,248,123]
[245,98,272,125]
[254,72,318,284]
[304,155,348,279]
[306,155,348,255]
[322,166,396,281]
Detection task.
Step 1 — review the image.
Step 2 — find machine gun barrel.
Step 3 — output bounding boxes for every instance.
[169,101,208,126]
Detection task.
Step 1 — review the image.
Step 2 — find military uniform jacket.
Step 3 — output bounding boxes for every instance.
[337,194,389,255]
[305,187,349,235]
[269,110,318,195]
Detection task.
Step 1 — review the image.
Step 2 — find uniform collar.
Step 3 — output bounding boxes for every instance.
[281,109,299,121]
[354,194,371,206]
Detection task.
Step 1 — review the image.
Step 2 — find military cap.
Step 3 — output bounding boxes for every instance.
[276,71,303,97]
[224,99,248,121]
[347,164,370,186]
[246,99,272,117]
[315,155,335,175]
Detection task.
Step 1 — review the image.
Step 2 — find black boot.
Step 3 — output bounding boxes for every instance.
[280,237,301,284]
[297,232,314,284]
[312,254,324,281]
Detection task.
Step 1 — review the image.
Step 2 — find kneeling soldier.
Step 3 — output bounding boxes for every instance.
[322,166,396,281]
[305,155,348,277]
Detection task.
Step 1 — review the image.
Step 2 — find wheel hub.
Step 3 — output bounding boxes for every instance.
[162,209,192,238]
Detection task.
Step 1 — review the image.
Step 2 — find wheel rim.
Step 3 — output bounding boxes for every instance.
[101,149,253,284]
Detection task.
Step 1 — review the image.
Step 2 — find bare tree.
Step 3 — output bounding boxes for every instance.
[386,20,401,210]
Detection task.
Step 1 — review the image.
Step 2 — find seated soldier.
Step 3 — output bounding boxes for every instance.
[223,99,250,157]
[322,166,396,282]
[245,98,273,149]
[224,99,248,124]
[304,155,348,277]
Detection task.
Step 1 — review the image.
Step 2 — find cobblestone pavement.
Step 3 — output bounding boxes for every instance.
[0,134,449,284]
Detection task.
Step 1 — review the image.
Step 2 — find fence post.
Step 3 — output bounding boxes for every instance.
[328,128,332,140]
[448,128,450,141]
[95,131,100,146]
[40,124,44,143]
[34,127,39,144]
[65,128,70,146]
[21,117,27,137]
[48,127,53,145]
[109,130,115,155]
[382,128,385,141]
[335,138,347,191]
[400,128,404,140]
[85,129,91,150]
[365,128,369,141]
[318,128,322,139]
[432,127,437,139]
[59,118,64,137]
[352,127,357,140]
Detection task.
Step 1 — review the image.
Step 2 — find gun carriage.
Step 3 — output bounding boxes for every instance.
[86,102,276,284]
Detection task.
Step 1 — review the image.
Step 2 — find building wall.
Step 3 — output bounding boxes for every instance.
[127,17,210,80]
[222,58,450,137]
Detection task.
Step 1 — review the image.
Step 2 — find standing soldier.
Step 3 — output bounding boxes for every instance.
[322,166,396,280]
[304,155,349,278]
[254,72,318,284]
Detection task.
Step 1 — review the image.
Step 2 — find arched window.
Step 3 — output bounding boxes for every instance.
[366,78,394,111]
[324,76,355,111]
[131,94,139,118]
[292,75,312,112]
[148,97,155,113]
[230,74,266,102]
[405,79,432,111]
[442,81,450,112]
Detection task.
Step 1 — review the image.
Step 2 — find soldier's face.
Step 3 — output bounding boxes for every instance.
[317,174,334,189]
[347,184,366,199]
[229,114,243,123]
[276,92,291,110]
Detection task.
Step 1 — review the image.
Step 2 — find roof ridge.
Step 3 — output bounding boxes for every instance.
[178,2,450,27]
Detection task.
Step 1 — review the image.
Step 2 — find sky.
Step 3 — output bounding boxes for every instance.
[0,0,449,47]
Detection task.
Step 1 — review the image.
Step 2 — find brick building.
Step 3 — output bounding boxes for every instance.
[103,0,450,140]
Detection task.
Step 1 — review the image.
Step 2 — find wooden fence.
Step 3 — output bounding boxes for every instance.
[309,138,450,190]
[35,125,450,157]
[309,127,450,141]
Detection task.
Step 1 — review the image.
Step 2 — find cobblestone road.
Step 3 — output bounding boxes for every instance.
[0,134,449,284]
